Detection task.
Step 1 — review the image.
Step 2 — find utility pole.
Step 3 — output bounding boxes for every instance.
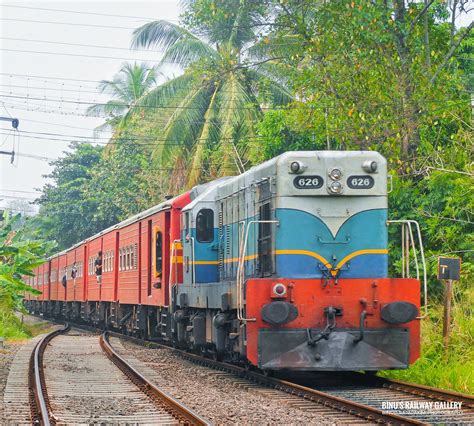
[0,116,19,163]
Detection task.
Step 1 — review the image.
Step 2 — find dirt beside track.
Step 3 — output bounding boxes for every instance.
[0,342,21,424]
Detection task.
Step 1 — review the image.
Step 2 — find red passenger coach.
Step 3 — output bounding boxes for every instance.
[117,222,140,304]
[57,253,67,301]
[28,189,194,334]
[65,250,75,302]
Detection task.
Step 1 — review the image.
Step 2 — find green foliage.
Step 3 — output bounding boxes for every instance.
[261,0,472,164]
[382,289,474,393]
[249,110,324,163]
[0,213,51,339]
[84,137,164,222]
[34,143,105,251]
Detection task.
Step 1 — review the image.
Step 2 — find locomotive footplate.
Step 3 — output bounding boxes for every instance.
[258,328,409,371]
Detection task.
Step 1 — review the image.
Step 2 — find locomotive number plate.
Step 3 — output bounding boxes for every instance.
[347,175,374,189]
[293,175,324,189]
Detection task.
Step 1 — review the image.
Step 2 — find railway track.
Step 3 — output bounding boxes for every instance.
[27,324,209,425]
[102,331,474,425]
[30,316,474,425]
[115,335,474,425]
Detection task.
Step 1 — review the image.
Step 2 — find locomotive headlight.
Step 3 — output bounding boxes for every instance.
[288,161,306,174]
[362,160,378,173]
[329,168,343,180]
[328,181,343,194]
[272,283,287,297]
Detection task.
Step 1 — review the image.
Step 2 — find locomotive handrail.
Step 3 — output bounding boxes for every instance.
[169,239,181,314]
[236,219,279,322]
[190,236,196,287]
[387,220,427,316]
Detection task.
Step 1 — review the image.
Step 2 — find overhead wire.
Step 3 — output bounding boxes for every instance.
[0,48,162,63]
[0,92,293,110]
[0,130,268,146]
[0,188,41,194]
[0,36,168,54]
[0,17,138,31]
[0,91,468,113]
[0,4,179,23]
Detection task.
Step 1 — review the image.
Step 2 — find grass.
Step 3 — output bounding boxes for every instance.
[381,287,474,394]
[0,309,56,342]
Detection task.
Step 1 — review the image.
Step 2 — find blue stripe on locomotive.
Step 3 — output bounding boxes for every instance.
[274,208,388,279]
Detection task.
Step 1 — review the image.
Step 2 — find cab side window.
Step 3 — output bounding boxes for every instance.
[196,209,214,243]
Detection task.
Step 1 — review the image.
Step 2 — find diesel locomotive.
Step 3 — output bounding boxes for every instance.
[26,151,423,371]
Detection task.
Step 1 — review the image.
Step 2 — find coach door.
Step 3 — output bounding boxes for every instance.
[257,179,274,277]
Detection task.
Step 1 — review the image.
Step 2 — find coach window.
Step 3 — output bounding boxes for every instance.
[155,231,163,276]
[196,209,214,243]
[130,246,135,270]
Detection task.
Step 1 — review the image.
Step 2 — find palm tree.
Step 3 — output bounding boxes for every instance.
[86,62,158,134]
[129,1,292,187]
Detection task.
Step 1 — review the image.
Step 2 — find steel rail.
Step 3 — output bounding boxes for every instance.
[99,331,210,426]
[28,323,70,425]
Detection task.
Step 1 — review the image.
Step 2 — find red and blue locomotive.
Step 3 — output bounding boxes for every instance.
[26,151,424,372]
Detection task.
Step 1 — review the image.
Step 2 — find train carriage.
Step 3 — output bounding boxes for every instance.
[27,151,424,373]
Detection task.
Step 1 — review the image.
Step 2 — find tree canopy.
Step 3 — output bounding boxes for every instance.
[128,0,293,187]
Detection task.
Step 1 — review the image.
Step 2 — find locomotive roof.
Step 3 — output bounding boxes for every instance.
[188,150,386,203]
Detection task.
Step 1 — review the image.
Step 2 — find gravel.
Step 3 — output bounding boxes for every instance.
[0,342,22,424]
[118,339,337,425]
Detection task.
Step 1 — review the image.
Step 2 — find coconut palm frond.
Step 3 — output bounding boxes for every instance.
[130,73,194,109]
[216,74,256,175]
[252,61,292,86]
[247,69,293,106]
[246,33,302,61]
[160,38,217,68]
[117,73,194,133]
[187,86,220,187]
[152,84,211,165]
[88,62,160,141]
[97,79,128,100]
[102,100,129,116]
[132,20,199,51]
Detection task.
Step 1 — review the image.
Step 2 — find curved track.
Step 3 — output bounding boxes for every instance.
[30,316,474,425]
[28,324,209,425]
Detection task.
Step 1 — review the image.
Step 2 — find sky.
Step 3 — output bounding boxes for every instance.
[0,0,181,213]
